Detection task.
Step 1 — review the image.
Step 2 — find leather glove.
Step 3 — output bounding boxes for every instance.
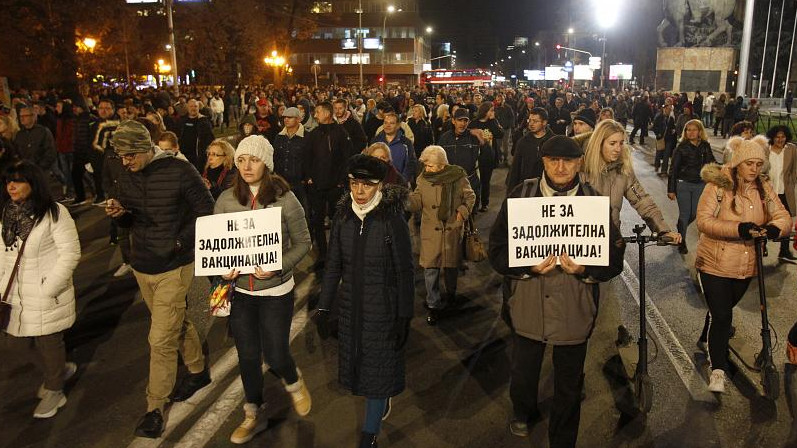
[313,309,331,340]
[738,222,760,240]
[764,224,782,241]
[393,317,411,351]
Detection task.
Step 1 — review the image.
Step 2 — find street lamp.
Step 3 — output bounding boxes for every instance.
[595,0,620,88]
[82,37,97,51]
[426,26,433,34]
[381,5,399,86]
[312,59,321,89]
[264,50,287,87]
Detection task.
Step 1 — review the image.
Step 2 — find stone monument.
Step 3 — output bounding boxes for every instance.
[656,0,743,93]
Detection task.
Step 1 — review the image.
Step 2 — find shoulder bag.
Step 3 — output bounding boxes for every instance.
[0,239,28,331]
[463,215,488,263]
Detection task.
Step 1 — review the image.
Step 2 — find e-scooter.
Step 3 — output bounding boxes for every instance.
[726,235,780,400]
[616,223,673,416]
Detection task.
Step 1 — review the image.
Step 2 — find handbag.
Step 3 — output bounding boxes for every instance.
[463,216,488,263]
[656,138,665,151]
[208,276,234,317]
[0,239,28,331]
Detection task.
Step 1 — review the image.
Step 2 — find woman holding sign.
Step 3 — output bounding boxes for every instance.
[408,145,476,326]
[214,135,312,444]
[583,119,681,244]
[314,154,414,448]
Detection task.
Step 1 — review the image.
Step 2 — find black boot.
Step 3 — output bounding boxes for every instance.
[359,432,378,448]
[172,368,211,402]
[134,409,164,439]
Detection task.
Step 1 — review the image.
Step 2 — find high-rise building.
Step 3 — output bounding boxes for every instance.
[290,0,431,86]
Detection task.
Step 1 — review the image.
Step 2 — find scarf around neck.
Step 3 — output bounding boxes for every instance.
[2,201,36,248]
[351,190,383,221]
[423,165,467,221]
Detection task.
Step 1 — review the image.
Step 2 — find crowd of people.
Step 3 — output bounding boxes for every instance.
[1,80,797,448]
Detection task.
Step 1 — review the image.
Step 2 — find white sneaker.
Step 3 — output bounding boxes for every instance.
[708,369,726,393]
[38,362,77,399]
[33,389,67,418]
[113,263,133,277]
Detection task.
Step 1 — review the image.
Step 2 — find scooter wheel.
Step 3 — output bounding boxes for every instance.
[763,365,780,400]
[636,374,654,415]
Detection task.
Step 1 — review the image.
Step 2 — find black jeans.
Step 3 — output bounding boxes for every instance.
[777,194,792,254]
[230,290,299,406]
[510,334,587,448]
[699,272,752,372]
[630,122,647,144]
[478,164,493,208]
[308,185,343,260]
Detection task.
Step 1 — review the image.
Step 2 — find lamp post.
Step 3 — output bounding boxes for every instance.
[357,0,363,89]
[381,5,396,87]
[595,0,620,88]
[312,60,320,89]
[165,0,179,94]
[264,50,286,88]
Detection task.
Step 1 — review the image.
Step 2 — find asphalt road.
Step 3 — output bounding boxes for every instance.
[2,136,797,448]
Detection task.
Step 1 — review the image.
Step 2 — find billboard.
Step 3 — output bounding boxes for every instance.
[341,39,356,50]
[524,70,545,81]
[545,66,567,81]
[573,65,593,81]
[363,38,381,49]
[609,64,633,80]
[125,0,160,3]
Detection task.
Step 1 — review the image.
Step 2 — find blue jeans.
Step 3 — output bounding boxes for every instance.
[364,397,389,434]
[675,180,705,245]
[230,289,299,406]
[423,268,458,309]
[467,173,481,209]
[54,153,74,194]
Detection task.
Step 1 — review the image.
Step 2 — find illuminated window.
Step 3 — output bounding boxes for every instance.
[311,2,332,13]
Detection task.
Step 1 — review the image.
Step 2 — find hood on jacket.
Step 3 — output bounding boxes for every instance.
[335,183,409,219]
[239,114,258,134]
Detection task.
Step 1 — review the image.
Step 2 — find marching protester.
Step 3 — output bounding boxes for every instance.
[437,109,485,210]
[695,136,791,393]
[408,145,475,325]
[488,135,626,447]
[372,112,417,186]
[315,154,414,448]
[272,107,308,210]
[201,139,237,200]
[507,107,554,191]
[764,125,797,262]
[583,120,681,243]
[468,102,504,212]
[0,161,81,419]
[214,135,312,444]
[362,142,408,187]
[105,120,214,438]
[668,119,716,254]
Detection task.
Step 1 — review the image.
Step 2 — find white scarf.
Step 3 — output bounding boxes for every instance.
[351,190,383,221]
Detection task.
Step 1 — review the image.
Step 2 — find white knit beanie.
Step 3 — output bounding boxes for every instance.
[235,135,274,172]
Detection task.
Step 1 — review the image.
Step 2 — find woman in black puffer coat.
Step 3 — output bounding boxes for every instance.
[316,154,414,448]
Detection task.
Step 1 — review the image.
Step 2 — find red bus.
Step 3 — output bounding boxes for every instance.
[420,69,493,87]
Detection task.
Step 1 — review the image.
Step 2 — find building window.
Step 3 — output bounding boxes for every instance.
[311,2,332,13]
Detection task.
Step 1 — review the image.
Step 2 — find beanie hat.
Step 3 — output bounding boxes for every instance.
[111,120,154,154]
[235,135,274,172]
[573,109,596,129]
[728,135,768,168]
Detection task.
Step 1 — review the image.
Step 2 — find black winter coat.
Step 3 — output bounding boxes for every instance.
[436,130,482,175]
[115,152,215,274]
[507,127,554,191]
[303,122,354,189]
[273,130,307,185]
[339,115,368,154]
[668,140,715,193]
[319,185,414,397]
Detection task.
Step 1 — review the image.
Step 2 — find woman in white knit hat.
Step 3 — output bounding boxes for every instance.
[213,135,313,444]
[694,136,791,394]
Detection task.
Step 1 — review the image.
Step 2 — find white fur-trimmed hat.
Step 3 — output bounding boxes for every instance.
[234,135,274,172]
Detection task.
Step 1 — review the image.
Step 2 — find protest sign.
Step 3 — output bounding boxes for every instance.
[194,207,282,276]
[507,196,610,267]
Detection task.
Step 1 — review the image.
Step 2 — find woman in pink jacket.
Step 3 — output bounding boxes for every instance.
[695,137,791,394]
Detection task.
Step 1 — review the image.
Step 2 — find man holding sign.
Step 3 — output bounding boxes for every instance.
[488,135,625,448]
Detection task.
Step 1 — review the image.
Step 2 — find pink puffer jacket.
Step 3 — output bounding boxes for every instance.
[696,164,792,279]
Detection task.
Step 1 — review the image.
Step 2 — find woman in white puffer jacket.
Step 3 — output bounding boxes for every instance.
[0,161,81,419]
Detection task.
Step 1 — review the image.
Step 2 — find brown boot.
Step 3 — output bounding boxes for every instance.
[230,403,268,444]
[283,369,312,417]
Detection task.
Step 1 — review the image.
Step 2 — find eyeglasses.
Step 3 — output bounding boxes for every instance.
[4,177,28,184]
[118,153,141,161]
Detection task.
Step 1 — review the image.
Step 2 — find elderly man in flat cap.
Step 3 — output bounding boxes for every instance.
[489,135,626,448]
[105,120,214,438]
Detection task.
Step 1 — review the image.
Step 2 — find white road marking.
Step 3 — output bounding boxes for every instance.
[619,260,718,404]
[126,274,315,448]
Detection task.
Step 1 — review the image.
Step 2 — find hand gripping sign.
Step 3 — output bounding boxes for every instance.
[195,208,283,276]
[507,196,610,267]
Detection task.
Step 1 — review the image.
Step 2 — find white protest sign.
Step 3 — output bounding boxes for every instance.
[507,196,610,267]
[194,207,283,276]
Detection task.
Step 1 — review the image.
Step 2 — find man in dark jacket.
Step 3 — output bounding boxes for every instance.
[304,101,354,269]
[437,108,486,207]
[334,98,368,153]
[489,135,625,447]
[273,107,308,211]
[177,99,214,173]
[14,104,56,172]
[90,99,120,204]
[629,96,652,145]
[547,97,571,135]
[507,107,554,191]
[652,103,677,176]
[494,93,516,166]
[105,120,214,439]
[71,99,98,204]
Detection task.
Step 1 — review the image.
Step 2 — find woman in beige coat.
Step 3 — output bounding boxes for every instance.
[764,125,797,261]
[694,137,791,394]
[583,119,681,243]
[408,145,475,325]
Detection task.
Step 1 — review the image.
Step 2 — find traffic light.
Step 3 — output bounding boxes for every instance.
[378,76,384,84]
[555,44,561,50]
